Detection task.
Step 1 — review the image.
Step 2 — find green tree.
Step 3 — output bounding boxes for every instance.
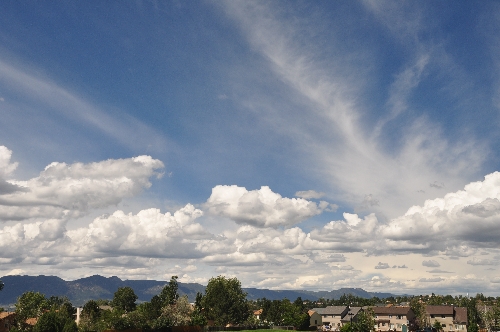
[467,297,480,332]
[433,320,444,332]
[33,310,78,332]
[410,298,427,329]
[0,280,3,291]
[159,295,192,326]
[191,292,207,326]
[15,291,49,322]
[151,276,180,317]
[202,275,250,326]
[111,286,137,313]
[354,309,375,332]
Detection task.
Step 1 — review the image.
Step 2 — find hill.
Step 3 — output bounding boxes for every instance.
[0,275,397,307]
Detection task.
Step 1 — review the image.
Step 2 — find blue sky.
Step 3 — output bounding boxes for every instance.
[1,0,500,296]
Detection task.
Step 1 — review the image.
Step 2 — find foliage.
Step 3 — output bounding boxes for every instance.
[466,297,480,332]
[191,292,207,326]
[158,295,193,326]
[202,275,250,326]
[410,298,427,329]
[111,286,137,313]
[0,280,3,291]
[258,297,309,329]
[433,320,443,332]
[480,303,500,331]
[354,309,375,332]
[15,291,50,322]
[340,322,353,332]
[33,310,77,332]
[151,275,180,317]
[98,308,135,331]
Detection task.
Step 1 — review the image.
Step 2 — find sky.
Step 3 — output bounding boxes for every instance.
[1,0,500,297]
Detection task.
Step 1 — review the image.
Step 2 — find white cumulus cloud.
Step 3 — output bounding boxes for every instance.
[0,154,164,222]
[205,185,326,227]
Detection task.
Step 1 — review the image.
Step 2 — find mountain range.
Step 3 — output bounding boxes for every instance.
[0,275,397,308]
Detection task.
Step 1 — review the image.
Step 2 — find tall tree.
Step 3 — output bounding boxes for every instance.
[467,297,480,332]
[190,292,207,326]
[15,291,49,322]
[354,309,375,332]
[111,286,137,313]
[202,275,250,326]
[151,275,180,317]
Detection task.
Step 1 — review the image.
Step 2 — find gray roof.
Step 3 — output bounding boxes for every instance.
[341,307,363,322]
[312,306,348,315]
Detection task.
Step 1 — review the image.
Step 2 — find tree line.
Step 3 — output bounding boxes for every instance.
[2,275,500,332]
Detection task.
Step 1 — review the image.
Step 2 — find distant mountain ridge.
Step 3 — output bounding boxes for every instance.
[0,275,397,307]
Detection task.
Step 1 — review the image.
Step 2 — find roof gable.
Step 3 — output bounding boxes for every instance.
[372,307,412,315]
[426,305,454,315]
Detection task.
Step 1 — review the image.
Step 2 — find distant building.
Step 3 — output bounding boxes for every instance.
[425,306,467,332]
[312,306,349,330]
[372,306,415,332]
[0,312,16,332]
[309,310,322,327]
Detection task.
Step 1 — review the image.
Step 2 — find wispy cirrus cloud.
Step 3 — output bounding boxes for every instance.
[0,59,168,156]
[219,1,486,219]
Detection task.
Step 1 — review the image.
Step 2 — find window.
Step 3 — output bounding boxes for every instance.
[389,315,393,318]
[397,315,403,319]
[441,315,446,319]
[431,315,435,318]
[442,324,446,328]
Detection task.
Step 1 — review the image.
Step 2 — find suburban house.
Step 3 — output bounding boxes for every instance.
[0,312,16,332]
[312,306,349,330]
[254,309,263,321]
[309,310,322,327]
[340,306,364,326]
[425,305,467,332]
[310,306,363,330]
[372,306,416,332]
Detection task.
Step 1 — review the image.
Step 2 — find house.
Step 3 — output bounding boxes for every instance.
[453,307,467,332]
[340,307,363,326]
[311,306,350,331]
[309,310,322,327]
[425,306,467,332]
[254,309,263,321]
[372,306,416,332]
[0,312,16,332]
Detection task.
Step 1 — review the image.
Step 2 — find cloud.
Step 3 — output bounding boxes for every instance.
[295,190,325,199]
[430,181,445,189]
[419,277,444,282]
[422,260,441,267]
[379,172,500,251]
[362,194,380,207]
[0,146,18,178]
[205,185,326,228]
[427,269,454,274]
[220,0,485,222]
[0,154,164,222]
[467,258,497,266]
[0,60,167,153]
[375,262,390,269]
[462,198,500,218]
